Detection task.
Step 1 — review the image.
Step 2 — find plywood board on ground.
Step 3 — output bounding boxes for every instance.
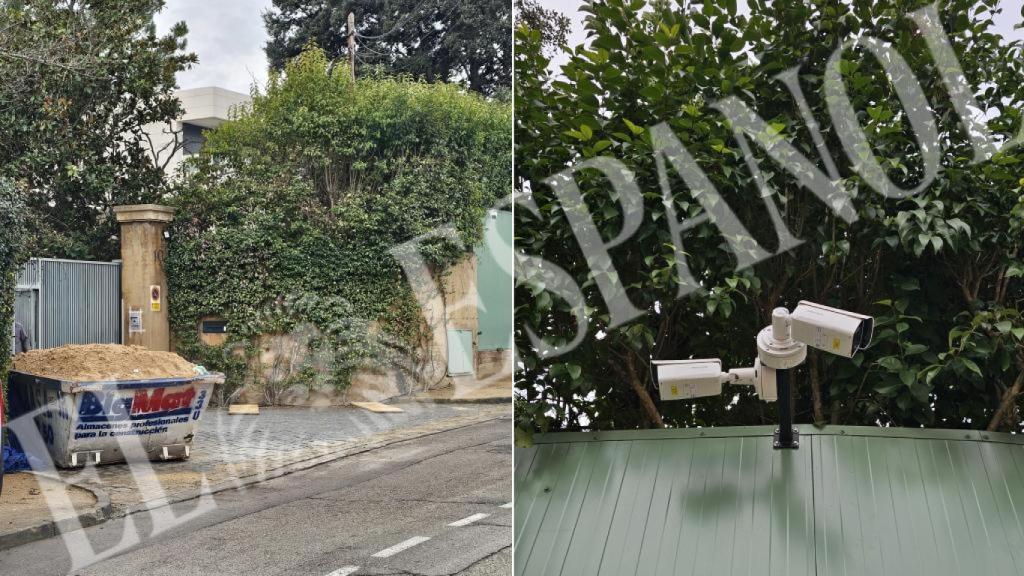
[228,404,260,415]
[351,401,404,413]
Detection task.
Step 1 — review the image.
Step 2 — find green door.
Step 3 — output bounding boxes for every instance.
[447,329,474,375]
[475,209,513,350]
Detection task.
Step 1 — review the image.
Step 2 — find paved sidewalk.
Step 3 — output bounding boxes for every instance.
[0,472,109,549]
[404,379,512,404]
[51,402,510,516]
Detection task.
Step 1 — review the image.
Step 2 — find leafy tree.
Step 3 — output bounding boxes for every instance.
[515,0,571,54]
[0,0,195,260]
[0,180,27,402]
[264,0,512,95]
[515,0,1024,438]
[168,47,511,399]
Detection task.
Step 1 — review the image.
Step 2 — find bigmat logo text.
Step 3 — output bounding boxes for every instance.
[78,387,197,423]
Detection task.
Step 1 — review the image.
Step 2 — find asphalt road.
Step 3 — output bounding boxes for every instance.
[0,416,512,576]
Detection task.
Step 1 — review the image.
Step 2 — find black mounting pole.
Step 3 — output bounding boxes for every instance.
[773,368,799,449]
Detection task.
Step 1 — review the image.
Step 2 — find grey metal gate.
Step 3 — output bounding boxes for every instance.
[14,258,122,350]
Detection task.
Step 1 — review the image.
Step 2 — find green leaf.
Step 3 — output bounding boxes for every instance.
[897,278,920,291]
[903,343,928,356]
[899,369,916,387]
[961,358,983,377]
[623,118,645,135]
[878,356,904,371]
[875,381,901,395]
[514,427,535,448]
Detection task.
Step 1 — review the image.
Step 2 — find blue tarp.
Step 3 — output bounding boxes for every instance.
[3,442,31,472]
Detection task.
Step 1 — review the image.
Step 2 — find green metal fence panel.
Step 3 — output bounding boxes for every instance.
[515,425,1024,576]
[475,209,512,351]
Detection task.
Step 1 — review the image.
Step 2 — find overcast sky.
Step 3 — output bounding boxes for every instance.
[155,0,273,94]
[155,0,1023,94]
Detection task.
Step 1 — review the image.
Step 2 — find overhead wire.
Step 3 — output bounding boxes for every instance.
[355,42,391,58]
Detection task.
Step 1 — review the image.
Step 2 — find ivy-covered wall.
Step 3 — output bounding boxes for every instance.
[0,179,27,406]
[166,48,512,403]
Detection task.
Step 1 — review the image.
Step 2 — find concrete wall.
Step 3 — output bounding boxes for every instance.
[476,349,513,383]
[443,255,478,332]
[227,254,482,406]
[346,254,480,403]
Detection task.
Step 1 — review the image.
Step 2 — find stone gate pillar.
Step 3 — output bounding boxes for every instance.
[113,204,174,351]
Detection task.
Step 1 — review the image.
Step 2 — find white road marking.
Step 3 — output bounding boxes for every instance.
[448,513,490,527]
[325,567,360,576]
[372,536,431,558]
[500,502,513,509]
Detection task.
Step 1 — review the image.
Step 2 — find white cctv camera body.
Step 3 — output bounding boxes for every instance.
[653,359,724,400]
[654,301,872,404]
[653,358,779,402]
[790,301,873,359]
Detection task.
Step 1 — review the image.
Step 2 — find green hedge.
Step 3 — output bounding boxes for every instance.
[0,179,27,411]
[167,48,512,402]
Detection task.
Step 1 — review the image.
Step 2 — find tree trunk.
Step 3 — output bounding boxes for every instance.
[987,369,1024,432]
[626,353,664,428]
[809,354,826,426]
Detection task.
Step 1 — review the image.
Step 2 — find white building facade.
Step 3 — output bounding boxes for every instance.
[143,86,251,175]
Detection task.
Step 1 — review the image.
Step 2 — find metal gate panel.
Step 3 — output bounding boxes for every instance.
[13,290,37,349]
[447,329,474,375]
[38,259,121,348]
[14,259,40,350]
[13,258,122,350]
[15,259,40,289]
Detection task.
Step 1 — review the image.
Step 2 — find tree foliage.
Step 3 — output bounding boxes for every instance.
[264,0,512,95]
[515,0,1024,437]
[0,180,27,402]
[515,0,571,54]
[0,0,195,260]
[168,47,511,400]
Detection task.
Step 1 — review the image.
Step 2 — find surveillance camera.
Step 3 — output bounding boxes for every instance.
[653,359,723,400]
[790,301,873,358]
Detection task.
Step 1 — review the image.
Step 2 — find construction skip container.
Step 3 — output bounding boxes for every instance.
[6,371,223,468]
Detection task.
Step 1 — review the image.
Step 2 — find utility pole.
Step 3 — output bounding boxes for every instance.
[347,12,356,82]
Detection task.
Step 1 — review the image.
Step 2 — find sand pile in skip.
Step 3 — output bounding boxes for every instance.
[13,344,196,382]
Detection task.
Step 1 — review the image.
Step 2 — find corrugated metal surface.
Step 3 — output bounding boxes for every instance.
[14,258,121,349]
[15,258,40,289]
[515,425,1024,576]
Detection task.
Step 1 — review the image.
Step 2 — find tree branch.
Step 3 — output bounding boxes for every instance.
[625,350,664,428]
[987,361,1024,432]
